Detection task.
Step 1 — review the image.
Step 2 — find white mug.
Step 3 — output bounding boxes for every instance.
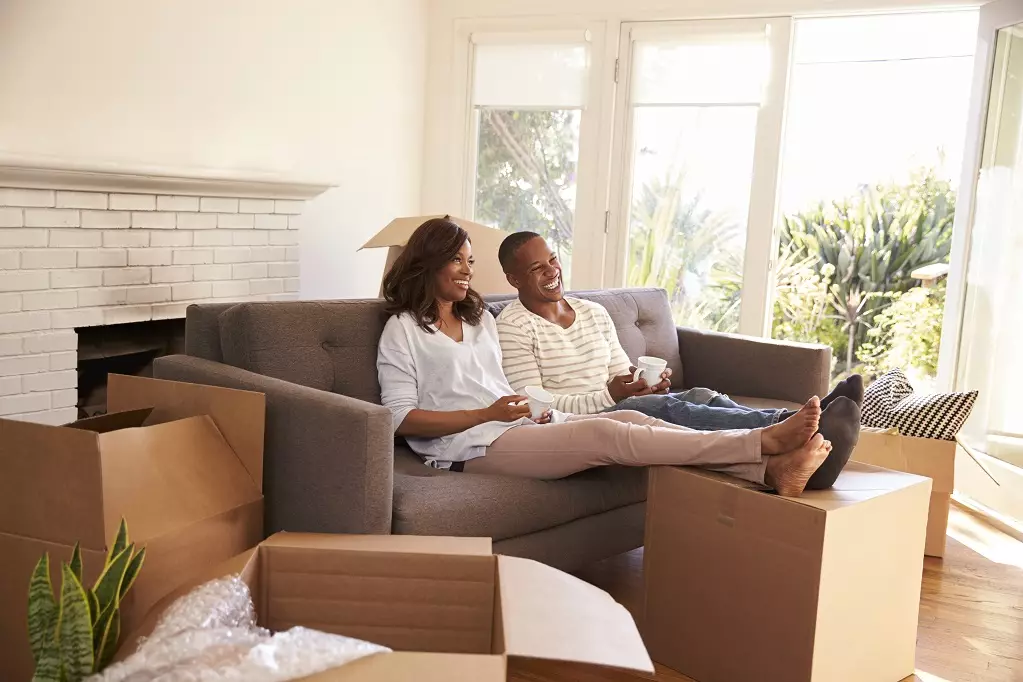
[632,356,668,385]
[524,385,554,419]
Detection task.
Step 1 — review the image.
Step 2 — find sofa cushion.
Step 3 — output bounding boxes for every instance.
[391,446,648,540]
[490,287,683,386]
[219,300,390,403]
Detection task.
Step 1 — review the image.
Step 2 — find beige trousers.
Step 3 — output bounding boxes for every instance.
[463,410,767,484]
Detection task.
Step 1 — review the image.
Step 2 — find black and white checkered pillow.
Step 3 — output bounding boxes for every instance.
[861,369,977,441]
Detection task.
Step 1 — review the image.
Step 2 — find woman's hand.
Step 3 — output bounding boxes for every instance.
[532,409,553,425]
[482,395,531,423]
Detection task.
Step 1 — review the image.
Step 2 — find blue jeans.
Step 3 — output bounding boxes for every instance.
[605,387,784,430]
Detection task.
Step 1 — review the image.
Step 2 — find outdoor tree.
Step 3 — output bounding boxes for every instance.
[473,109,579,261]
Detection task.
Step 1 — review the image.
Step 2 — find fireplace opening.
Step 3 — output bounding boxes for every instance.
[75,319,186,418]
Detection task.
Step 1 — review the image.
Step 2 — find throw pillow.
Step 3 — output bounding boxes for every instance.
[861,369,978,441]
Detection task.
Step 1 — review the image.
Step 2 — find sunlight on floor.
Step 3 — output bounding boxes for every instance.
[946,508,1023,568]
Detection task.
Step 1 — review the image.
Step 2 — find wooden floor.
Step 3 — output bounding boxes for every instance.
[509,506,1023,682]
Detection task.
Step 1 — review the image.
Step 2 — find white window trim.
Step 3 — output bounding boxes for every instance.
[449,18,611,288]
[604,17,793,336]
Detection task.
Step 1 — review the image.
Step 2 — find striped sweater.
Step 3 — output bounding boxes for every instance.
[496,298,632,414]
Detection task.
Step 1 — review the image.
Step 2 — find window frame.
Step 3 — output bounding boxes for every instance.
[451,19,611,288]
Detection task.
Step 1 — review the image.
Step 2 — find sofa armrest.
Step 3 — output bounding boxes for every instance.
[676,327,831,404]
[153,354,394,536]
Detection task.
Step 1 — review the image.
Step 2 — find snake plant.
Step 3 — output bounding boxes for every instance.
[28,518,146,682]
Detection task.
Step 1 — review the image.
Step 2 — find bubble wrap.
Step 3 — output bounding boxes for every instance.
[88,575,391,682]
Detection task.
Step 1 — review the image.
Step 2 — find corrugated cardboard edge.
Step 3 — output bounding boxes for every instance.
[106,374,266,493]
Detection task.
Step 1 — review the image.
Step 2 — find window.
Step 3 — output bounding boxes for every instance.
[469,35,589,284]
[771,11,978,384]
[613,23,777,333]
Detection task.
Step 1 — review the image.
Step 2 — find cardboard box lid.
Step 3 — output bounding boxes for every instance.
[97,414,263,548]
[495,555,654,673]
[106,374,265,492]
[788,461,931,512]
[360,215,506,251]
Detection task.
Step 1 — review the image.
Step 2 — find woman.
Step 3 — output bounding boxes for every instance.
[377,217,833,497]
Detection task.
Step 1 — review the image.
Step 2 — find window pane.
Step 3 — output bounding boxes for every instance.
[632,37,768,105]
[624,30,766,333]
[473,108,580,282]
[956,25,1023,467]
[472,43,587,107]
[626,107,757,333]
[771,11,977,386]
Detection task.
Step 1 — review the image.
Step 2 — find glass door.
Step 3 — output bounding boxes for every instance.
[941,0,1023,527]
[945,1,1023,468]
[606,19,791,335]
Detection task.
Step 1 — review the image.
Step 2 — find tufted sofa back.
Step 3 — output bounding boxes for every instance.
[184,288,683,403]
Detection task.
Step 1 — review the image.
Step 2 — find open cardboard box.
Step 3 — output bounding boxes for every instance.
[852,428,955,557]
[0,375,265,682]
[116,532,655,680]
[643,461,931,682]
[361,215,514,296]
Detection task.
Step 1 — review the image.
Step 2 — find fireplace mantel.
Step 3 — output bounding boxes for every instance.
[0,157,334,201]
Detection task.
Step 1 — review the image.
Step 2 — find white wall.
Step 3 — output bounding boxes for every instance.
[0,0,428,299]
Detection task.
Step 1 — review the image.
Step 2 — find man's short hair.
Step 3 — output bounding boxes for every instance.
[498,231,542,272]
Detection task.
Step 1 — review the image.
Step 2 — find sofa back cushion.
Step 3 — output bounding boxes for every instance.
[216,287,681,402]
[219,300,391,403]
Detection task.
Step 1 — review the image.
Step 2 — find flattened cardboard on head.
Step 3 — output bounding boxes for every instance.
[0,375,266,682]
[361,215,514,296]
[642,462,931,682]
[852,428,955,557]
[117,532,654,681]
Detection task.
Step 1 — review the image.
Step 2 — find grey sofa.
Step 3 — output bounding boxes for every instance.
[153,287,830,571]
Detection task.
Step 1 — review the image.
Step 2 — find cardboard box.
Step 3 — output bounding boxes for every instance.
[117,532,655,680]
[642,462,931,682]
[0,374,265,682]
[361,215,515,296]
[852,429,956,558]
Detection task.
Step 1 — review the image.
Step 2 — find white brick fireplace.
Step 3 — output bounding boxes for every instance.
[0,166,330,424]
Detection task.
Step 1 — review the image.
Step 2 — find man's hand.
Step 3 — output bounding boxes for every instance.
[651,367,672,394]
[608,372,652,402]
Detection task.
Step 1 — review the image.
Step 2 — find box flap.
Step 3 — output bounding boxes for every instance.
[360,215,498,250]
[297,652,505,682]
[261,532,493,556]
[902,436,956,493]
[496,555,653,673]
[97,415,262,545]
[106,374,265,492]
[787,462,930,512]
[0,417,107,549]
[67,407,154,433]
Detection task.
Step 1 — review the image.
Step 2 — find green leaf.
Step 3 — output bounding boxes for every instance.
[119,546,146,600]
[94,610,120,672]
[68,544,83,585]
[86,590,100,627]
[105,519,129,567]
[27,554,57,667]
[57,564,94,682]
[93,544,133,613]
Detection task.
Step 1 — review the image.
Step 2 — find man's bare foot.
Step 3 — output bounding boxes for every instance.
[761,397,821,455]
[765,434,832,497]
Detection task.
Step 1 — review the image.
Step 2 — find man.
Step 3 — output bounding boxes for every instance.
[494,231,863,488]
